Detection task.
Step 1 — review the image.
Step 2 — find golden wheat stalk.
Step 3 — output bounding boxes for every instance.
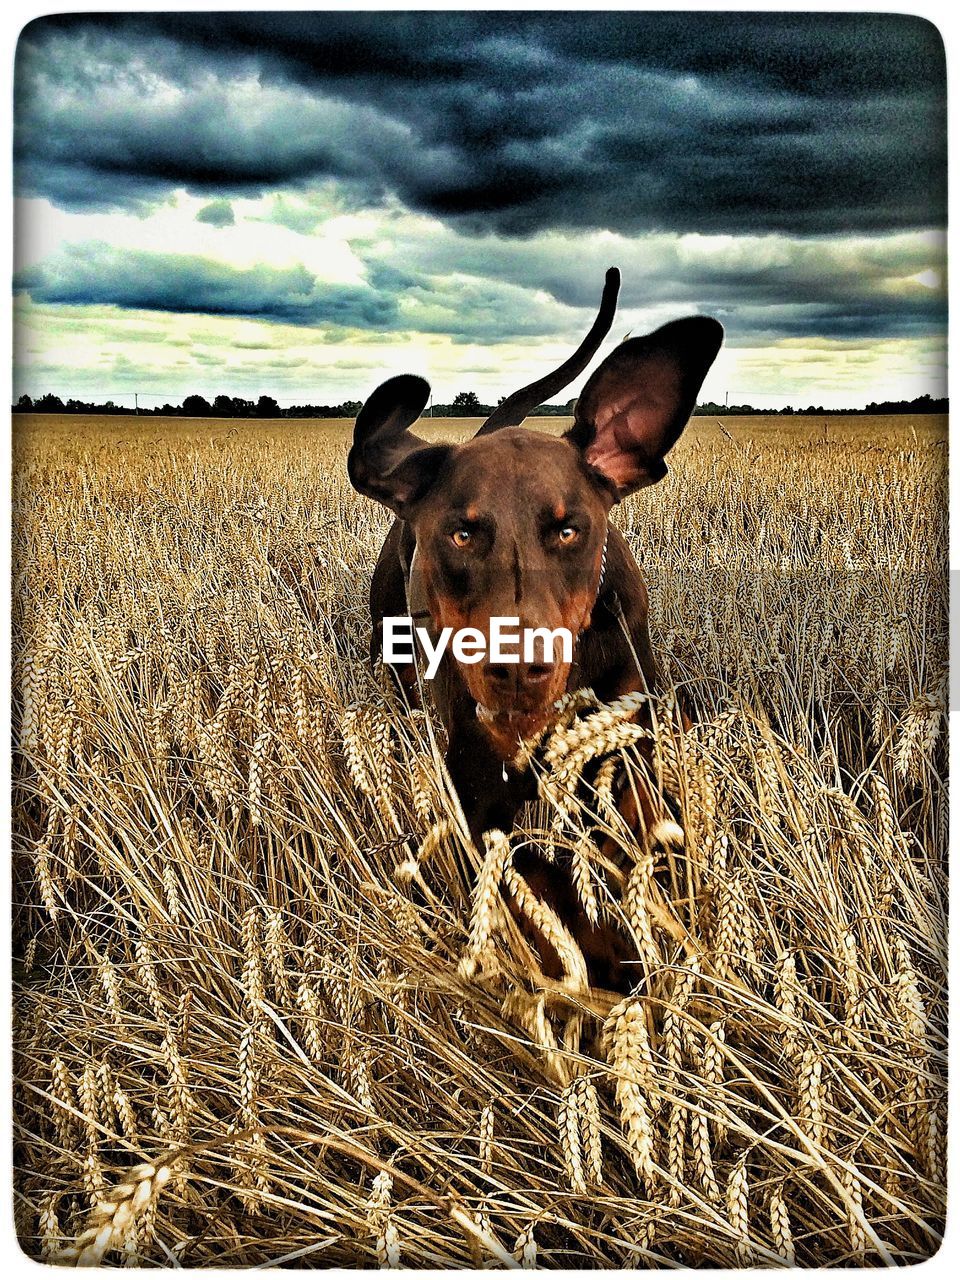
[604,997,657,1188]
[559,1079,587,1194]
[458,828,512,980]
[726,1154,751,1262]
[263,906,291,1005]
[55,1160,175,1266]
[503,862,589,993]
[514,1223,537,1268]
[769,1182,795,1265]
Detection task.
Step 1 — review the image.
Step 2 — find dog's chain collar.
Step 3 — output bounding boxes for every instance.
[596,529,608,600]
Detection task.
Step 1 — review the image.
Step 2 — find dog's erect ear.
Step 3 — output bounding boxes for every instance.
[566,317,723,499]
[349,375,452,516]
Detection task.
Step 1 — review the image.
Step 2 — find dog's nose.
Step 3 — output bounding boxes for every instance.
[484,660,556,692]
[524,662,555,685]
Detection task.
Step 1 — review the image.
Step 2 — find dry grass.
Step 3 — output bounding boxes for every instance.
[12,412,947,1266]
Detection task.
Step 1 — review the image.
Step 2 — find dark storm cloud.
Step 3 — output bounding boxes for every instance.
[13,243,577,341]
[364,222,943,311]
[14,243,398,329]
[354,225,947,344]
[196,200,235,228]
[14,236,945,348]
[15,11,945,236]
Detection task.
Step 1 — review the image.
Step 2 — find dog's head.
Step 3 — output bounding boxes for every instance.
[349,269,722,749]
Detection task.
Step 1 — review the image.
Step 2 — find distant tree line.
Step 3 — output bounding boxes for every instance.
[12,390,948,418]
[692,393,947,416]
[11,393,363,418]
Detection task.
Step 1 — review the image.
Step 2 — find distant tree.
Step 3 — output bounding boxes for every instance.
[35,393,65,412]
[182,394,212,416]
[451,391,482,416]
[14,394,33,412]
[255,394,280,418]
[214,394,236,416]
[339,400,362,417]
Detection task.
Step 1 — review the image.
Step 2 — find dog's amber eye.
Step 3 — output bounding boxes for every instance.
[451,528,472,548]
[558,526,579,544]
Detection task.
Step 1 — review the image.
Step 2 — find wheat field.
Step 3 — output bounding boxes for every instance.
[11,411,947,1267]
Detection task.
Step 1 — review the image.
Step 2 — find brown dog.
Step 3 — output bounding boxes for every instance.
[349,269,722,988]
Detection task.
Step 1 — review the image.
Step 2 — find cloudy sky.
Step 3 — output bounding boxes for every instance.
[13,10,947,410]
